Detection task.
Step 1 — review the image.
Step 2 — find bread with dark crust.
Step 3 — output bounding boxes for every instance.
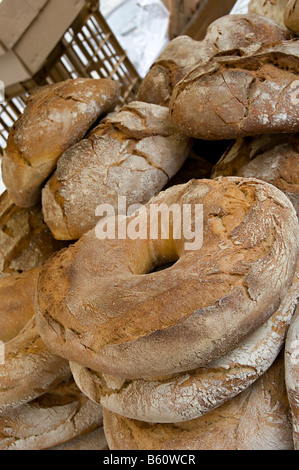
[169,40,299,140]
[137,13,292,107]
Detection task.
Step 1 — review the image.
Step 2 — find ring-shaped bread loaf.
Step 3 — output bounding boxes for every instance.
[36,177,299,379]
[70,262,299,423]
[102,352,293,450]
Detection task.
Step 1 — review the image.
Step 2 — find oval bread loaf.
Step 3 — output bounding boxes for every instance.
[2,78,120,208]
[137,13,291,107]
[41,101,191,240]
[170,40,299,140]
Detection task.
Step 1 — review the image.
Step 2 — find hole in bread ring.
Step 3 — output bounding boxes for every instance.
[36,177,299,379]
[0,268,70,414]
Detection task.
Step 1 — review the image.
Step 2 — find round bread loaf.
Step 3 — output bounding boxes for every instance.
[0,191,67,275]
[36,177,299,379]
[169,40,299,140]
[0,378,103,450]
[2,78,120,208]
[41,101,191,240]
[70,262,299,423]
[211,133,299,218]
[284,0,299,34]
[285,304,299,449]
[137,13,291,107]
[103,352,293,450]
[0,268,70,414]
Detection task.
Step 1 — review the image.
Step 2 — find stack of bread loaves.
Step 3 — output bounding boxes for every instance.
[0,10,299,450]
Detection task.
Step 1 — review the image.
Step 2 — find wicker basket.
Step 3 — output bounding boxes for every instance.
[0,0,142,152]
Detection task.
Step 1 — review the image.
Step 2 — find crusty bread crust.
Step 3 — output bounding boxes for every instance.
[70,263,299,423]
[50,426,108,450]
[285,304,299,449]
[0,269,70,414]
[2,78,120,208]
[170,40,299,140]
[0,378,103,450]
[137,13,291,107]
[249,0,290,30]
[103,352,293,450]
[41,101,191,240]
[36,177,299,379]
[211,133,299,218]
[284,0,299,34]
[0,191,67,275]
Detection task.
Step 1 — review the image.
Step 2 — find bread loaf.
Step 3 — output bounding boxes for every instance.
[41,101,191,240]
[0,269,70,414]
[170,39,299,140]
[211,133,299,218]
[103,352,293,450]
[137,13,291,107]
[0,191,67,276]
[0,378,103,450]
[2,78,120,208]
[70,262,299,423]
[36,178,299,380]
